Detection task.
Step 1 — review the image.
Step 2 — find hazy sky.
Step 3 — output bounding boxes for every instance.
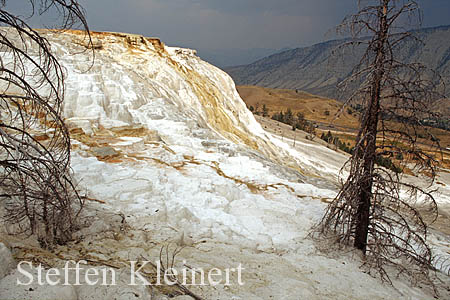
[6,1,450,52]
[77,0,450,51]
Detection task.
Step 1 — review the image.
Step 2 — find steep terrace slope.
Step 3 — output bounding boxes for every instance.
[48,29,318,179]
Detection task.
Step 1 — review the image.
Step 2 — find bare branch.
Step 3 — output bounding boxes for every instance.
[0,1,90,248]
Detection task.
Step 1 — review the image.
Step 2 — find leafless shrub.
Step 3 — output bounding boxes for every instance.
[137,243,204,300]
[0,1,91,248]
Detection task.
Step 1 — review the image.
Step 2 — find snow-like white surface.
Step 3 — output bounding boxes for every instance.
[3,29,448,299]
[61,31,449,298]
[71,149,334,250]
[43,31,337,253]
[52,33,267,145]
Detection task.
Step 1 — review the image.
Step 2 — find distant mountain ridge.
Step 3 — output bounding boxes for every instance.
[198,47,292,68]
[225,25,450,99]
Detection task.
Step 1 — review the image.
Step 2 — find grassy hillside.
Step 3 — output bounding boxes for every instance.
[237,85,360,129]
[237,86,358,129]
[237,85,450,169]
[227,26,450,100]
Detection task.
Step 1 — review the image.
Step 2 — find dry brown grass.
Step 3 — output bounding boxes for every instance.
[237,85,360,129]
[237,85,450,169]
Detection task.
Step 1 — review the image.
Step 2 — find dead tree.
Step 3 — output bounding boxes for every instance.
[0,1,90,248]
[316,0,445,290]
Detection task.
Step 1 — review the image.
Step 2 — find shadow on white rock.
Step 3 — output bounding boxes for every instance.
[0,242,15,280]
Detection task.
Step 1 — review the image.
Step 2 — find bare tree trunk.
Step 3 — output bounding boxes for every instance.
[316,0,444,291]
[353,1,388,253]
